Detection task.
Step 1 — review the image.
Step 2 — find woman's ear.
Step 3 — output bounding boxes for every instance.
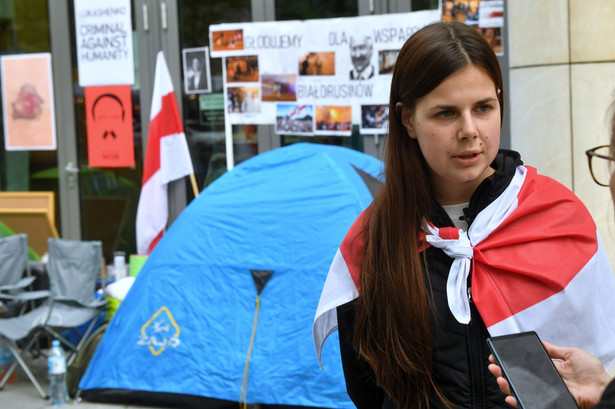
[396,102,416,139]
[395,101,404,118]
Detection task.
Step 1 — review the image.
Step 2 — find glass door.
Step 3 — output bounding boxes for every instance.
[0,0,59,253]
[0,1,54,193]
[66,1,143,263]
[177,1,253,189]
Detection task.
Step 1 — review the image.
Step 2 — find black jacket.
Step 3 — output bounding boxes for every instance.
[337,150,523,408]
[595,379,615,409]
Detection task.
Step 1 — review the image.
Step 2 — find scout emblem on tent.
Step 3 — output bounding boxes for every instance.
[239,269,274,408]
[138,306,181,356]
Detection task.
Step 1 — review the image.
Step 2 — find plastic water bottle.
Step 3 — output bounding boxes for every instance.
[0,339,16,384]
[48,339,69,406]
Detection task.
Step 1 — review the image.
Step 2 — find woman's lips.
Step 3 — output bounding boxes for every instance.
[453,151,481,165]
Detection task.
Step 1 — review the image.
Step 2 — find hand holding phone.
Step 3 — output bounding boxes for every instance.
[487,331,579,409]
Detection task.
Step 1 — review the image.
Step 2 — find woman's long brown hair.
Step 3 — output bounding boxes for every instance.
[610,98,615,156]
[353,21,504,409]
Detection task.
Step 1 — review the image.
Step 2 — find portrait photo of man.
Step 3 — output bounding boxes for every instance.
[182,47,212,94]
[349,34,375,80]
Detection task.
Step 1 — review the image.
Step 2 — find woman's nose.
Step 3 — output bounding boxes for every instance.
[458,112,478,140]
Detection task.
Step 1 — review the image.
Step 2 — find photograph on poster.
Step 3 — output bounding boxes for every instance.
[183,47,212,94]
[211,29,244,52]
[315,105,352,136]
[232,124,259,165]
[441,0,479,23]
[378,49,399,75]
[261,74,297,102]
[298,52,335,76]
[479,0,504,25]
[227,86,261,114]
[226,55,259,83]
[360,104,388,135]
[477,0,504,56]
[1,53,56,150]
[275,104,314,135]
[475,25,503,55]
[348,34,376,80]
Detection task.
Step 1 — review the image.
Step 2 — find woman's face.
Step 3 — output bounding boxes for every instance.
[400,64,501,205]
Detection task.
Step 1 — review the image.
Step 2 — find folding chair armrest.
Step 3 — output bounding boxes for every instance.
[53,297,108,309]
[14,290,49,302]
[0,289,50,301]
[0,276,37,292]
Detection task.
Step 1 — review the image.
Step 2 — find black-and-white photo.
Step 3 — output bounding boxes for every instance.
[182,47,212,94]
[349,35,375,80]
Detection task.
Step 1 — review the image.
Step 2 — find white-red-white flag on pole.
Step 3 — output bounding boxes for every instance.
[136,51,194,255]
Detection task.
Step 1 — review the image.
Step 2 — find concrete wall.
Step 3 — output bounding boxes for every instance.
[507,0,615,267]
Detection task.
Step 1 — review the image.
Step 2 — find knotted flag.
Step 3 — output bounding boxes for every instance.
[314,165,615,370]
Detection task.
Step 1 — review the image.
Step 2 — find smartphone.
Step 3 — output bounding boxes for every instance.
[486,331,579,409]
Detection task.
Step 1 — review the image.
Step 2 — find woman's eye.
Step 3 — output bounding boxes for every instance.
[438,110,454,118]
[477,104,492,113]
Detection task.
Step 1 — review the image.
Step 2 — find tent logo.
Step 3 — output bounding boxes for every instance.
[138,306,181,356]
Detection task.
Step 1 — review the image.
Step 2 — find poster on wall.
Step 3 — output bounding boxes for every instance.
[182,46,212,94]
[1,53,57,151]
[85,85,135,167]
[209,9,441,131]
[74,0,135,86]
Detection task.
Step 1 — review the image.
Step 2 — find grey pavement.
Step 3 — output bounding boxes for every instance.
[0,350,160,409]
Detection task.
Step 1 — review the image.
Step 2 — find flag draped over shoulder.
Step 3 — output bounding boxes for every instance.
[313,165,615,370]
[136,51,194,255]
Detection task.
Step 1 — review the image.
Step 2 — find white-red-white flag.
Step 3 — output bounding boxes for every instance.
[313,165,615,370]
[136,51,194,255]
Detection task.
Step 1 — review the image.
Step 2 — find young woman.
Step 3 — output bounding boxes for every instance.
[313,21,615,409]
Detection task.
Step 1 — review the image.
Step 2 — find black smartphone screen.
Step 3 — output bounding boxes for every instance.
[487,331,579,409]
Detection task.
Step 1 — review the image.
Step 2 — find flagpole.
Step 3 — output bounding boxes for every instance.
[189,173,199,197]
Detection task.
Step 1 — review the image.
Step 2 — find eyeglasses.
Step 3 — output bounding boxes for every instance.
[586,145,615,187]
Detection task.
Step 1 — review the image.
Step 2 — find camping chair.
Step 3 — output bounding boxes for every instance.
[0,234,48,317]
[0,237,106,399]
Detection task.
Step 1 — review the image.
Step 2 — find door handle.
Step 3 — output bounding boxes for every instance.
[65,162,79,173]
[161,2,167,30]
[64,162,79,188]
[143,4,149,32]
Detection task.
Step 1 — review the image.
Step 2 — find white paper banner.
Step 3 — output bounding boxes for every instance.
[209,10,440,126]
[74,0,135,86]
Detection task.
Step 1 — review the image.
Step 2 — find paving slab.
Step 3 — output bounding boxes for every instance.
[0,350,160,409]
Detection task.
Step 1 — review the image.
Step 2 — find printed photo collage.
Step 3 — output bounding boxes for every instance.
[209,0,502,137]
[212,29,392,136]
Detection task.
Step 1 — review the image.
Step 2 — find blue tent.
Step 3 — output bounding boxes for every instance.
[79,143,383,408]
